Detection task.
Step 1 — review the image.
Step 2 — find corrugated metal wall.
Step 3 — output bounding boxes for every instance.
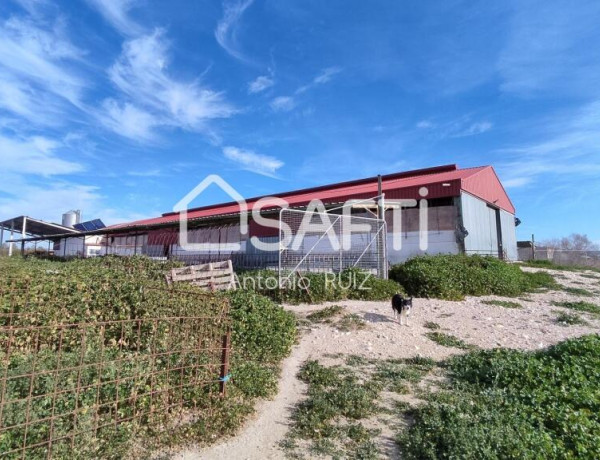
[499,209,518,260]
[461,192,499,256]
[461,192,517,259]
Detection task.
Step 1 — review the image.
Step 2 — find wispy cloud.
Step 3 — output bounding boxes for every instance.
[496,100,600,187]
[416,120,434,129]
[248,75,274,93]
[269,96,295,112]
[0,16,86,114]
[215,0,254,62]
[222,146,283,177]
[296,66,342,94]
[86,0,143,36]
[0,131,83,176]
[99,99,158,142]
[499,1,600,96]
[100,29,235,141]
[451,121,492,137]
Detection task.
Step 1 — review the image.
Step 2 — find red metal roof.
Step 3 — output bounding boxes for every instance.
[111,164,514,230]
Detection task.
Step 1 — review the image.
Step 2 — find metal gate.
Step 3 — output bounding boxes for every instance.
[278,208,387,283]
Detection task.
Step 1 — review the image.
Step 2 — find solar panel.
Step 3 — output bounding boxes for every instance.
[73,219,106,231]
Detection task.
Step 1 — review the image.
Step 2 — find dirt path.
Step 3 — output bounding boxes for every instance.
[176,268,600,459]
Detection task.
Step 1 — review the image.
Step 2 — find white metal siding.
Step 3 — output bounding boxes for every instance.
[461,192,498,256]
[500,209,518,260]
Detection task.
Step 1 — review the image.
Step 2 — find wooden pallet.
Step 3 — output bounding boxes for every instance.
[165,260,237,291]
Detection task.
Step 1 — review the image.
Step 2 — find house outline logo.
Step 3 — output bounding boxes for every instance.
[173,174,248,251]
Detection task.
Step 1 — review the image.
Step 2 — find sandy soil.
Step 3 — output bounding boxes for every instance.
[175,267,600,459]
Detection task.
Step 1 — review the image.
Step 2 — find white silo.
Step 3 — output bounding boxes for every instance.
[62,210,81,228]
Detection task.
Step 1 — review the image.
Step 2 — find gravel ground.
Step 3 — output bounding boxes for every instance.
[175,267,600,459]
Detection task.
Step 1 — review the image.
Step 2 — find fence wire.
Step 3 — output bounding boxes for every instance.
[0,285,231,459]
[279,209,387,281]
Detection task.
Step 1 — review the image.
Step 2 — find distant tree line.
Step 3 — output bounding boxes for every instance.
[541,233,599,251]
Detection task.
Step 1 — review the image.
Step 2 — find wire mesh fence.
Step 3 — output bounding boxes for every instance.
[0,285,232,459]
[279,209,387,282]
[519,248,600,269]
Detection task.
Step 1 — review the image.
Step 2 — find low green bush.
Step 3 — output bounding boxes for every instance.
[389,254,557,300]
[397,335,600,459]
[0,256,297,458]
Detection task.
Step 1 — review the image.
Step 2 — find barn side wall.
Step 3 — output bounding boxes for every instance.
[499,209,518,261]
[460,192,517,259]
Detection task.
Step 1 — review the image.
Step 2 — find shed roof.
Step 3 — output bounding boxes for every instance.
[0,216,79,238]
[110,164,515,231]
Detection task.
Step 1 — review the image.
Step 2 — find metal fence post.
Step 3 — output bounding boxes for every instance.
[219,328,231,397]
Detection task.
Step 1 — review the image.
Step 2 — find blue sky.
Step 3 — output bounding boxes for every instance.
[0,0,599,242]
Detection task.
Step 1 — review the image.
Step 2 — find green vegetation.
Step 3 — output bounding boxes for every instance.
[336,313,367,331]
[238,267,403,304]
[482,299,522,309]
[425,332,477,350]
[0,256,296,458]
[397,335,600,459]
[389,255,557,300]
[553,310,590,326]
[423,321,441,330]
[286,357,436,458]
[562,286,595,297]
[306,305,344,323]
[551,300,600,316]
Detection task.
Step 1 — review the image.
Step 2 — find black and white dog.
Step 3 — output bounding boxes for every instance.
[391,294,413,326]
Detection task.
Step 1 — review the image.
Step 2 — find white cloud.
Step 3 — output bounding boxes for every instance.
[101,29,235,140]
[223,146,283,177]
[296,66,342,94]
[416,120,434,129]
[86,0,142,36]
[215,0,254,62]
[270,96,295,112]
[248,75,274,93]
[499,1,600,96]
[99,99,158,142]
[0,132,83,176]
[314,66,342,84]
[502,177,532,189]
[0,17,85,108]
[452,121,492,137]
[496,100,600,186]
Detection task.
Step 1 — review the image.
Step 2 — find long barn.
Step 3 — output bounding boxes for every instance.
[17,164,519,272]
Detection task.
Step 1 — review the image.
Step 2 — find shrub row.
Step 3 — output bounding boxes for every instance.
[237,267,403,304]
[398,334,600,459]
[0,256,297,458]
[389,254,556,300]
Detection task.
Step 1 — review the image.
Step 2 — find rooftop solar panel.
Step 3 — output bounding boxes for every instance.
[73,219,106,231]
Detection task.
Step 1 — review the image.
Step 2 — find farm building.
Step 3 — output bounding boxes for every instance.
[6,164,518,272]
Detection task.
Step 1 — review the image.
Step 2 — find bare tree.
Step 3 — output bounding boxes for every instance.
[542,233,599,251]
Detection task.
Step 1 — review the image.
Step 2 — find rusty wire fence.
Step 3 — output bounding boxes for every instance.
[0,285,231,459]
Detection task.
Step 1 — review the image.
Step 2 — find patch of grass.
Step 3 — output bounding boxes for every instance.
[306,305,344,323]
[425,332,477,350]
[553,310,590,326]
[562,286,595,297]
[423,321,441,330]
[551,300,600,315]
[336,313,367,331]
[482,299,522,309]
[287,356,438,458]
[397,335,600,459]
